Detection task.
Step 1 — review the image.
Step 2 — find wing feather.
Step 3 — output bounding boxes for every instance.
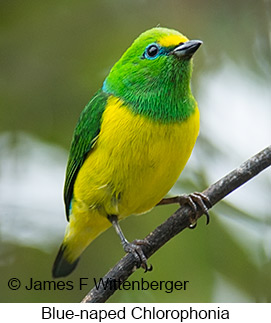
[64,89,109,219]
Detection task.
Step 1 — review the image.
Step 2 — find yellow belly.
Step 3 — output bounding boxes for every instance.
[73,95,200,219]
[63,95,199,262]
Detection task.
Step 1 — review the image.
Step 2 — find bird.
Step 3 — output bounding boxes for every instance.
[52,27,207,278]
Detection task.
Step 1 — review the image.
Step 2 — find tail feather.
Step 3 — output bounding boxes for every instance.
[52,209,112,278]
[52,244,79,278]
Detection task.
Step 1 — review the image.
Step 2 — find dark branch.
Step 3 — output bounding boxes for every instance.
[81,145,271,303]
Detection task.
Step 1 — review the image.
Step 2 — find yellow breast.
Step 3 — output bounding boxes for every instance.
[73,95,200,218]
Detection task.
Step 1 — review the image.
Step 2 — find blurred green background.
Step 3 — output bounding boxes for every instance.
[0,0,271,303]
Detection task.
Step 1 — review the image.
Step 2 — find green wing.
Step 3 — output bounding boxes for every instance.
[64,89,109,220]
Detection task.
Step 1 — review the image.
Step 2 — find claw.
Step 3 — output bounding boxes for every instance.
[189,222,197,229]
[177,192,211,226]
[144,263,153,273]
[123,239,152,272]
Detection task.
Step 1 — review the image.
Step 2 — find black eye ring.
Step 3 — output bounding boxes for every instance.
[144,43,160,59]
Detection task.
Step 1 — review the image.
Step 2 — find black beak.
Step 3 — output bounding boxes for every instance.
[172,40,203,59]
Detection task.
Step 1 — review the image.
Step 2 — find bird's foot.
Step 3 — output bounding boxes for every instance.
[108,214,152,272]
[123,239,153,272]
[177,192,211,228]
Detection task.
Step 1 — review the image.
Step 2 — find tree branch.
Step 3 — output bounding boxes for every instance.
[81,145,271,303]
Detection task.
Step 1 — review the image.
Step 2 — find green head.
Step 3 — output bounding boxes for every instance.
[103,27,202,122]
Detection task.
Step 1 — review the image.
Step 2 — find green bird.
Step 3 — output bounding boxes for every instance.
[52,27,206,278]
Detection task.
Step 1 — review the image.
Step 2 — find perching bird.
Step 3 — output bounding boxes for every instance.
[52,27,206,278]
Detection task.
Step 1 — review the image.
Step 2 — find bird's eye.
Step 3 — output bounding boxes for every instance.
[147,45,159,57]
[144,44,160,59]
